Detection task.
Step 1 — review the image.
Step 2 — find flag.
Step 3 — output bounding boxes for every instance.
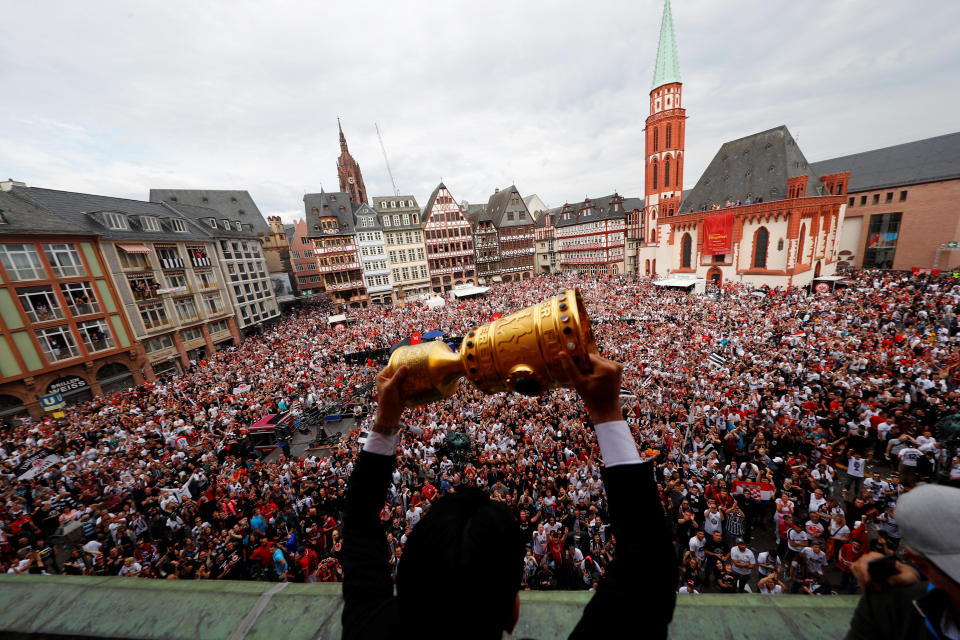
[491,313,502,321]
[734,480,775,501]
[707,353,727,368]
[411,332,422,345]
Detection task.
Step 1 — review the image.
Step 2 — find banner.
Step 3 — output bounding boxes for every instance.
[16,449,61,480]
[702,212,733,255]
[733,480,775,501]
[912,267,941,276]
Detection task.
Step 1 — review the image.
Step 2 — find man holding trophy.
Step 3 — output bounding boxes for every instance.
[341,290,677,639]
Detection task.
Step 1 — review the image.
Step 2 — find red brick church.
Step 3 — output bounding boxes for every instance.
[630,0,850,288]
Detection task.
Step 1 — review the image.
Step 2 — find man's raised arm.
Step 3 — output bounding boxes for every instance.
[341,366,407,639]
[559,352,677,640]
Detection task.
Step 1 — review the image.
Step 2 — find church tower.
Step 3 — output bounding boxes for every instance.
[337,119,369,206]
[644,0,686,244]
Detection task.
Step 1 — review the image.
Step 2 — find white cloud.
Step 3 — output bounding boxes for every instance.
[1,0,957,218]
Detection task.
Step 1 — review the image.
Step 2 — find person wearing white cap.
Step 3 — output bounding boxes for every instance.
[846,484,960,640]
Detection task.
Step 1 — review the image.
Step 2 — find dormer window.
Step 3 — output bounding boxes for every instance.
[222,219,231,229]
[0,209,7,224]
[208,218,218,229]
[171,218,187,232]
[330,195,337,202]
[230,196,238,203]
[103,212,129,230]
[141,216,161,231]
[202,196,209,203]
[234,221,242,231]
[238,209,245,215]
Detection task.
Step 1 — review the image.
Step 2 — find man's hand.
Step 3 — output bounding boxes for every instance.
[850,551,920,591]
[374,365,409,433]
[558,351,624,425]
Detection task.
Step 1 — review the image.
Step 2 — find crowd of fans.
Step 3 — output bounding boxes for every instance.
[2,270,959,595]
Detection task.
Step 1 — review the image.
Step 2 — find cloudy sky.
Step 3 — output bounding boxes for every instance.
[2,0,957,223]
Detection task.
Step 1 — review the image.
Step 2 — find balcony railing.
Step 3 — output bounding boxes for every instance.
[427,248,474,259]
[326,280,364,291]
[476,255,499,263]
[314,243,357,254]
[500,247,535,258]
[318,262,361,273]
[429,265,473,276]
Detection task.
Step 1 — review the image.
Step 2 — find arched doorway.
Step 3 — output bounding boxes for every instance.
[652,259,656,276]
[814,261,822,277]
[97,362,135,394]
[645,259,650,275]
[0,394,27,424]
[707,267,722,286]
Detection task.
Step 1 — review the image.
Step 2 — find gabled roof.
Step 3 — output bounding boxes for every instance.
[352,202,384,230]
[13,186,212,242]
[679,125,826,214]
[0,190,88,235]
[148,189,270,236]
[485,185,533,228]
[283,224,296,244]
[303,191,356,237]
[810,131,960,192]
[554,194,629,228]
[420,183,445,223]
[651,0,681,91]
[421,182,465,227]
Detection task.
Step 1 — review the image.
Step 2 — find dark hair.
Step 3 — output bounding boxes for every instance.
[397,487,525,637]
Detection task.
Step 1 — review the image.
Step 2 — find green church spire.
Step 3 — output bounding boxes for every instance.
[651,0,681,91]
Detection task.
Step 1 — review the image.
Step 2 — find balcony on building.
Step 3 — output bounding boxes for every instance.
[128,276,161,301]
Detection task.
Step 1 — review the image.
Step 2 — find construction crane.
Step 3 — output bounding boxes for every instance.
[375,122,401,197]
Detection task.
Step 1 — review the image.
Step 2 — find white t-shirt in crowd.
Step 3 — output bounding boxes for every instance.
[802,547,827,575]
[847,457,866,478]
[730,546,756,576]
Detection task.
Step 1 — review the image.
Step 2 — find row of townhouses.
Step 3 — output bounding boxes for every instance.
[0,183,281,419]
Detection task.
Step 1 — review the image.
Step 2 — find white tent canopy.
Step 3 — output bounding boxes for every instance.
[425,296,446,309]
[450,284,491,299]
[327,314,347,325]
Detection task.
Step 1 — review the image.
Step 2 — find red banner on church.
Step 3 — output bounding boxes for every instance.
[702,212,733,255]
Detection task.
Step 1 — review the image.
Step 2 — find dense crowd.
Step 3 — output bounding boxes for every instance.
[2,271,960,595]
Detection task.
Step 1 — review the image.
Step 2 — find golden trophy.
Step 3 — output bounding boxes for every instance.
[386,289,597,407]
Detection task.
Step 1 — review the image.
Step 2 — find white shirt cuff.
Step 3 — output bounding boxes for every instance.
[594,420,643,467]
[363,430,399,456]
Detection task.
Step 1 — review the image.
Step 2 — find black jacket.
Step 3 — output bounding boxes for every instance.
[846,581,954,640]
[342,450,677,639]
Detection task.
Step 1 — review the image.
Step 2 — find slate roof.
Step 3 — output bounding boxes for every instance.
[12,187,212,242]
[148,189,270,237]
[420,183,445,226]
[303,191,356,237]
[158,201,259,240]
[283,224,296,245]
[679,125,826,214]
[464,203,489,230]
[352,203,384,231]
[810,131,960,192]
[485,185,533,228]
[554,194,629,228]
[0,190,88,236]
